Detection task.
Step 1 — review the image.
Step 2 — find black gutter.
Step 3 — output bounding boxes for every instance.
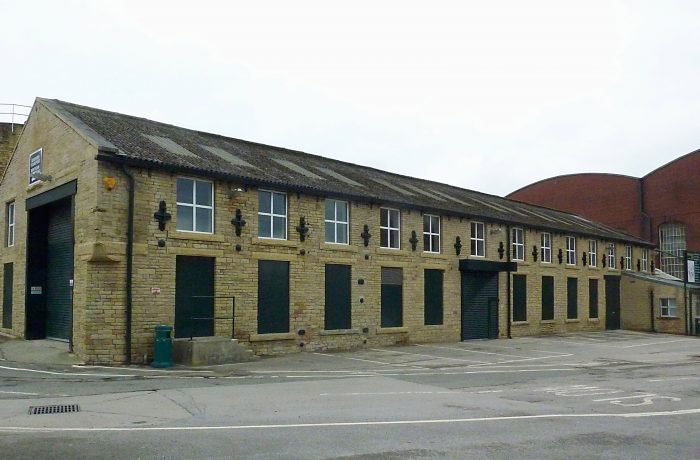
[120,164,135,365]
[95,153,653,248]
[506,224,512,339]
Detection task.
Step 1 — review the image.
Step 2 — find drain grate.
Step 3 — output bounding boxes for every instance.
[28,404,80,415]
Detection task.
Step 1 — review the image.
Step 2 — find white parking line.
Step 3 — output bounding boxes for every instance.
[416,344,527,359]
[2,408,699,432]
[648,376,700,382]
[620,340,689,348]
[369,348,488,364]
[340,356,427,369]
[72,365,214,373]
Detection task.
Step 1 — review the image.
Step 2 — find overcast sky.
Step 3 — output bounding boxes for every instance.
[3,1,699,196]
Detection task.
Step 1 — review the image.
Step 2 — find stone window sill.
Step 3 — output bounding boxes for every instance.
[540,320,555,324]
[566,319,580,323]
[420,252,450,260]
[251,237,298,248]
[320,328,360,336]
[319,243,357,252]
[657,316,680,320]
[512,321,529,326]
[377,327,408,334]
[249,332,297,342]
[588,318,600,322]
[377,248,405,256]
[168,231,225,243]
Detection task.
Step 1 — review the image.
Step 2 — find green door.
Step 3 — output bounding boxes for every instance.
[381,267,403,327]
[605,275,621,330]
[258,260,290,334]
[424,269,444,325]
[325,264,351,330]
[2,263,12,329]
[45,199,73,341]
[175,256,215,338]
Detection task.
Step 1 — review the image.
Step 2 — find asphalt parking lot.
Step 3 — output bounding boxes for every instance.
[1,331,699,459]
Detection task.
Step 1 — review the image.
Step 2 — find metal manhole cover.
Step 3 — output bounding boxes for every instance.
[28,404,80,415]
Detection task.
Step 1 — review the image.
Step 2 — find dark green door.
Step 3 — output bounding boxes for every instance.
[175,256,215,338]
[461,271,498,339]
[605,275,621,330]
[567,277,578,319]
[541,276,554,320]
[3,263,12,329]
[424,269,443,325]
[258,260,289,334]
[45,199,73,341]
[325,264,351,330]
[381,267,403,327]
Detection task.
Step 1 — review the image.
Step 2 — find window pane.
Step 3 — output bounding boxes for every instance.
[431,235,440,252]
[390,229,399,248]
[478,240,485,256]
[325,200,335,221]
[389,210,399,229]
[477,223,484,239]
[195,208,212,233]
[432,216,439,232]
[272,193,286,215]
[325,221,335,243]
[424,234,430,250]
[337,223,348,244]
[272,216,286,239]
[470,239,477,255]
[258,214,271,237]
[177,205,193,231]
[177,179,193,204]
[336,201,348,222]
[423,216,430,233]
[259,191,271,214]
[380,209,388,227]
[195,181,212,206]
[380,228,388,247]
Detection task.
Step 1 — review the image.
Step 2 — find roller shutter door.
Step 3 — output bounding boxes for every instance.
[45,200,73,341]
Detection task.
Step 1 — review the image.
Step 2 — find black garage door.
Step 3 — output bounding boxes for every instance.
[461,271,499,340]
[175,256,215,338]
[45,199,73,341]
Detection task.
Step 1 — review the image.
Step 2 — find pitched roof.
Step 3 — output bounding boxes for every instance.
[38,98,651,245]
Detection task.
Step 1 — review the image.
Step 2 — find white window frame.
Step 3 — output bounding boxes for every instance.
[659,223,686,279]
[660,298,678,318]
[6,201,15,247]
[324,199,349,245]
[607,243,616,270]
[589,240,597,268]
[541,232,551,263]
[470,222,485,257]
[380,207,401,249]
[624,245,632,271]
[512,227,524,261]
[423,214,440,253]
[641,248,649,272]
[258,190,288,240]
[176,177,214,234]
[566,236,576,265]
[28,148,43,185]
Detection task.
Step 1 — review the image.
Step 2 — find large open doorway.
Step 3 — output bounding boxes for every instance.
[25,181,76,344]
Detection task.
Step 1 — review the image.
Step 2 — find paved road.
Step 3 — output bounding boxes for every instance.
[1,331,699,459]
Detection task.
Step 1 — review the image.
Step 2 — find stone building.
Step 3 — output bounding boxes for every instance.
[0,98,654,364]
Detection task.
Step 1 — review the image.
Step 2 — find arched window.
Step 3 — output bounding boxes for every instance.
[659,222,686,279]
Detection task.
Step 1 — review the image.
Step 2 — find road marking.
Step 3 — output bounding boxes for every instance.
[0,390,41,395]
[335,356,427,369]
[648,376,700,382]
[620,339,689,348]
[72,365,214,374]
[369,348,488,364]
[318,390,504,396]
[1,408,699,433]
[0,365,137,377]
[472,354,574,366]
[593,393,656,402]
[416,344,527,359]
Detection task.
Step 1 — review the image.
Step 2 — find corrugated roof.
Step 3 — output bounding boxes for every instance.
[37,98,652,245]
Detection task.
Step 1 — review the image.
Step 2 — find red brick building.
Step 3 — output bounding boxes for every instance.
[508,149,700,280]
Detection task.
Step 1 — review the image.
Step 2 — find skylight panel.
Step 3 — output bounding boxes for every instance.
[142,134,197,158]
[314,166,365,187]
[402,183,446,201]
[370,177,416,196]
[199,145,258,169]
[272,158,325,180]
[431,190,474,207]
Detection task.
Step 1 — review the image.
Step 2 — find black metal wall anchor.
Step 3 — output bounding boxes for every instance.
[620,256,625,270]
[231,208,246,236]
[637,259,641,271]
[296,216,310,242]
[153,200,171,231]
[651,260,655,272]
[361,224,372,247]
[409,231,419,251]
[532,245,538,262]
[557,248,564,264]
[498,242,505,260]
[602,254,607,268]
[454,236,462,256]
[582,252,587,266]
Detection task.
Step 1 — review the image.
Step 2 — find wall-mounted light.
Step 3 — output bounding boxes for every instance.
[227,185,246,199]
